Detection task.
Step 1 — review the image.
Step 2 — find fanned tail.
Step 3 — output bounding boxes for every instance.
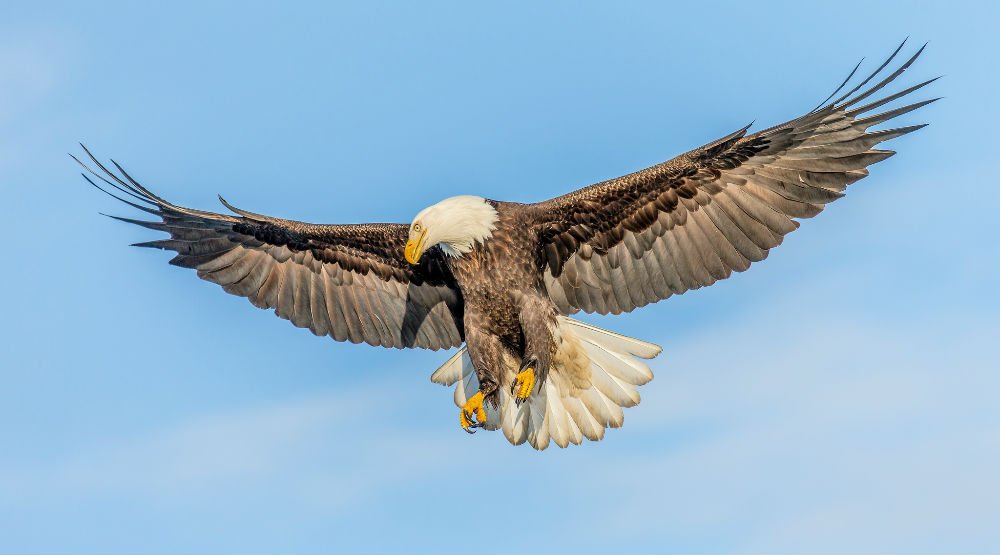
[430,316,661,450]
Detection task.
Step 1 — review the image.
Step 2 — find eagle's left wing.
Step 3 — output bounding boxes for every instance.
[78,148,464,350]
[530,42,936,316]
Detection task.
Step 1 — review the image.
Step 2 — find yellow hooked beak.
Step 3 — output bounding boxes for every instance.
[404,229,427,265]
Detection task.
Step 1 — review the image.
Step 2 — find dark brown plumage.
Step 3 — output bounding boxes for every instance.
[534,43,935,316]
[80,41,935,449]
[77,155,465,350]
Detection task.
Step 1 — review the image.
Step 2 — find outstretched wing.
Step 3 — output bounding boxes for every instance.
[78,148,464,350]
[531,42,937,315]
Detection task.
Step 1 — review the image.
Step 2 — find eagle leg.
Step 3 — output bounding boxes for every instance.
[459,391,487,434]
[515,296,556,403]
[511,358,537,407]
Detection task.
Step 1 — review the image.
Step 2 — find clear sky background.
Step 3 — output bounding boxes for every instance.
[2,1,998,553]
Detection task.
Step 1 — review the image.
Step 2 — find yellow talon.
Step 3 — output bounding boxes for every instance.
[511,367,536,405]
[460,391,487,433]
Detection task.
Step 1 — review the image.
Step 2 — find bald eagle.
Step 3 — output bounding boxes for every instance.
[79,43,935,449]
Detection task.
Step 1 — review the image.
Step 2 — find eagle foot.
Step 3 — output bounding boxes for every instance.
[459,391,487,434]
[511,366,536,406]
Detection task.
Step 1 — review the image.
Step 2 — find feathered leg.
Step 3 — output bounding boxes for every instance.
[512,295,558,405]
[461,325,506,432]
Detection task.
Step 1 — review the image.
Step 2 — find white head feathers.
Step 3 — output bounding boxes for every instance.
[409,195,498,259]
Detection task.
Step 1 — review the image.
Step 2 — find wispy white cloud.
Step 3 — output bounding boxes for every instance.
[1,382,472,509]
[4,290,997,554]
[0,25,79,177]
[0,28,70,122]
[566,297,1000,553]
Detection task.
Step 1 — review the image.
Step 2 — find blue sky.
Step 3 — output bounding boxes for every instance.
[2,1,998,553]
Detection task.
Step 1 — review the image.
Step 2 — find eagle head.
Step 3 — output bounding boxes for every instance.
[405,195,499,264]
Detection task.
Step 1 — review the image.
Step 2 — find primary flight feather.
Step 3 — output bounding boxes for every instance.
[80,42,936,449]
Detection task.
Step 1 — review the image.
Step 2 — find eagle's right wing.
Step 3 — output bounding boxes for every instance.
[530,42,936,315]
[79,148,464,350]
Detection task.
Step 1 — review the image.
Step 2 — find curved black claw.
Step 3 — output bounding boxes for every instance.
[459,391,487,434]
[511,359,537,407]
[462,410,487,434]
[462,410,479,434]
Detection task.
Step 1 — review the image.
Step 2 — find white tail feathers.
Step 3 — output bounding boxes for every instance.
[429,316,661,450]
